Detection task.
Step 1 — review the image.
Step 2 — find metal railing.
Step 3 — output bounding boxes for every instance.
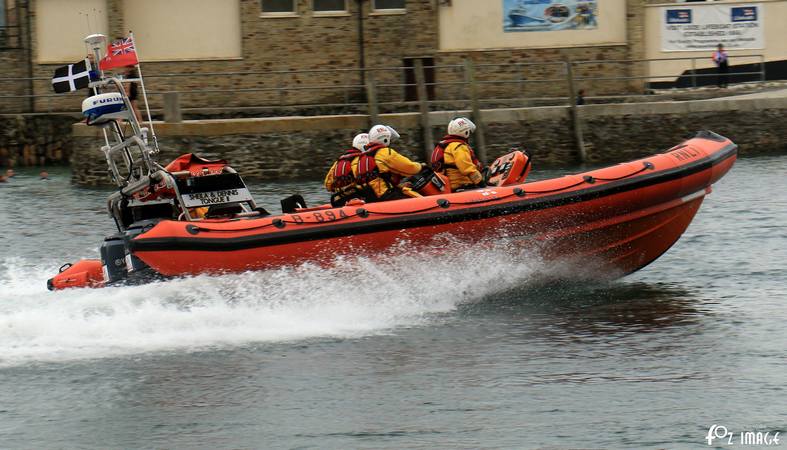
[572,54,766,87]
[0,54,770,116]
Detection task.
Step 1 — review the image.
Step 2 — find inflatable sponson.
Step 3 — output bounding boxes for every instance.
[82,93,127,125]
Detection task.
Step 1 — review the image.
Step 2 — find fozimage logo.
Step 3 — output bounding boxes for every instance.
[706,424,780,446]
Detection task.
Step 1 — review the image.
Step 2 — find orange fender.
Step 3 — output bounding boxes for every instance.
[47,259,105,291]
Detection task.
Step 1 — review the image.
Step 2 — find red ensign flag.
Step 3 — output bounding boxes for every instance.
[99,36,139,70]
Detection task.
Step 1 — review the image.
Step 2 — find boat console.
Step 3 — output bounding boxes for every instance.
[82,78,262,229]
[65,36,267,286]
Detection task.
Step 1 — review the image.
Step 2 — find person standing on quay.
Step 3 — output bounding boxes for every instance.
[712,43,729,88]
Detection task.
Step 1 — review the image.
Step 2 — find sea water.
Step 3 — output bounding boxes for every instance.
[0,157,785,448]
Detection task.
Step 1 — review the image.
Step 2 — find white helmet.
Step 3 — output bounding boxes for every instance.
[368,125,400,146]
[352,133,369,151]
[447,117,476,139]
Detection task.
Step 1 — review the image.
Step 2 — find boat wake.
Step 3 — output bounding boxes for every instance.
[0,241,565,367]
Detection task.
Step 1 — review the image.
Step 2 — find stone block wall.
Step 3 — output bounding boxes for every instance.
[0,50,28,113]
[433,45,634,107]
[26,0,440,113]
[17,0,648,115]
[0,115,76,167]
[67,97,787,186]
[582,107,787,162]
[70,115,428,185]
[0,0,31,113]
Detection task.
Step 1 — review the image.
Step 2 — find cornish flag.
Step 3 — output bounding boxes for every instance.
[51,59,92,93]
[99,36,139,70]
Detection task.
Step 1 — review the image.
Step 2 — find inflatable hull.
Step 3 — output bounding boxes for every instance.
[130,132,736,278]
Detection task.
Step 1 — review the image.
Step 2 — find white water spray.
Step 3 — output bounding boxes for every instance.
[0,242,555,367]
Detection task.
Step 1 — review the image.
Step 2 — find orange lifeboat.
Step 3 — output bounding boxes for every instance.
[48,131,736,289]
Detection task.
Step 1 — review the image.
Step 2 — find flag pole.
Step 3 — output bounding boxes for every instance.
[129,31,159,153]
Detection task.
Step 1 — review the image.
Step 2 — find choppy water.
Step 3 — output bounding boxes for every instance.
[0,157,785,449]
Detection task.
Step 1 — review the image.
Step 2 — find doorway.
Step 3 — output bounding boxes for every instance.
[403,57,435,102]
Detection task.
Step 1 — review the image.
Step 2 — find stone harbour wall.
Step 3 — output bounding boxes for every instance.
[66,96,787,186]
[0,115,77,168]
[580,99,787,162]
[70,115,427,185]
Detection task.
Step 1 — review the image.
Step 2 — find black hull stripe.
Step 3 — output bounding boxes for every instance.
[131,143,737,253]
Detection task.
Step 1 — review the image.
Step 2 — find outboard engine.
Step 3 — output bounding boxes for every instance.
[123,220,158,274]
[100,233,128,284]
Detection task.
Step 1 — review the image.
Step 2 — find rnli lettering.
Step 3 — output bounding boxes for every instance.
[670,146,700,161]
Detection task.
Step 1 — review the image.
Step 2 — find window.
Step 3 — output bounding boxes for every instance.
[373,0,406,11]
[314,0,347,13]
[262,0,296,14]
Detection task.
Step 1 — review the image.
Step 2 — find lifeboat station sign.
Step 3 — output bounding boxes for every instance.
[503,0,598,32]
[662,4,763,51]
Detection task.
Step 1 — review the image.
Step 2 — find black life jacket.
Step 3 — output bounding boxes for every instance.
[331,148,362,190]
[431,135,480,172]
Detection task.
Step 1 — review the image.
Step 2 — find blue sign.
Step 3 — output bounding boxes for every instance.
[666,9,692,24]
[731,6,757,22]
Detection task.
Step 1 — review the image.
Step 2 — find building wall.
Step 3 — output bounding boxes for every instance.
[644,0,787,83]
[432,0,648,100]
[438,0,627,51]
[26,0,439,112]
[19,0,652,113]
[0,0,31,113]
[124,0,242,60]
[34,0,108,63]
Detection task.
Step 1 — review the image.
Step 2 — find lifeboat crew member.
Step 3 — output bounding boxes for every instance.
[324,133,368,206]
[431,117,485,191]
[353,125,424,202]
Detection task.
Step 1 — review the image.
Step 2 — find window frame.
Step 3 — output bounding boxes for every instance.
[313,0,349,16]
[371,0,406,14]
[260,0,298,17]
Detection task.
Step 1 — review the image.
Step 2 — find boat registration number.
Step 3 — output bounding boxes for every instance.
[182,188,253,208]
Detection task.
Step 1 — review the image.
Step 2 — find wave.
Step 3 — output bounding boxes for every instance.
[0,241,551,367]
